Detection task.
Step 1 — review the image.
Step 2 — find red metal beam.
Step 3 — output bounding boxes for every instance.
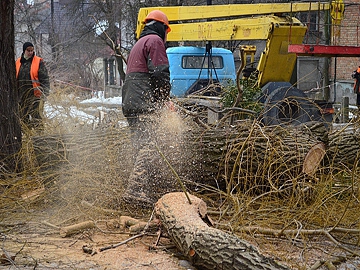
[288,44,360,57]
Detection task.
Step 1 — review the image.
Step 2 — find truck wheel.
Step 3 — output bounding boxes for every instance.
[258,82,292,103]
[261,86,316,126]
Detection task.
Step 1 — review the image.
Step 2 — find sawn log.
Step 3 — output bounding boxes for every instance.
[155,192,289,270]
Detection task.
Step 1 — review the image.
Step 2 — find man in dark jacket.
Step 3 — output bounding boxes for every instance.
[122,10,171,125]
[16,42,50,130]
[122,10,175,207]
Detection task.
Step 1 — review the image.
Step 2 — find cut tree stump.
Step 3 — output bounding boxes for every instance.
[155,192,289,270]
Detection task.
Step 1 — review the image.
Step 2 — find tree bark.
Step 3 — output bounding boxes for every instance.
[326,126,360,168]
[155,192,289,270]
[0,0,22,172]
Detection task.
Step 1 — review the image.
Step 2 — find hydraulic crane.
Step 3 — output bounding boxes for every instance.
[135,1,359,126]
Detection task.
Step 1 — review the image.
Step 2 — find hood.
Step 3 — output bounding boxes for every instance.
[139,20,167,41]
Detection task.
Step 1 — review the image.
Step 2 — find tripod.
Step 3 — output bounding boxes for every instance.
[198,42,220,84]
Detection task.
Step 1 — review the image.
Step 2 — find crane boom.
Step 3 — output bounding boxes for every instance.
[157,16,306,42]
[136,2,333,40]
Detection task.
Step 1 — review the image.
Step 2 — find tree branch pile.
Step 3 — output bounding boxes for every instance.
[185,120,360,192]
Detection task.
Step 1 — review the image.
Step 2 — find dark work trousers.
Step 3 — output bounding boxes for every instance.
[123,113,160,206]
[20,96,44,130]
[123,112,179,207]
[126,114,157,156]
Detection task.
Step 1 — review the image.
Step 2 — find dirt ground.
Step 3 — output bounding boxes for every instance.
[2,189,360,270]
[1,234,192,270]
[0,212,194,270]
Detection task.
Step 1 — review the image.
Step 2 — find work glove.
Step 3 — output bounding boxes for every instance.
[165,100,176,112]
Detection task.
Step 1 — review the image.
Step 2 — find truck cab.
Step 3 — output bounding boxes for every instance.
[167,46,236,97]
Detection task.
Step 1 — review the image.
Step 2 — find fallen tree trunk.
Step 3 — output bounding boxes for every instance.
[155,192,289,270]
[326,125,360,168]
[183,121,329,190]
[30,120,360,196]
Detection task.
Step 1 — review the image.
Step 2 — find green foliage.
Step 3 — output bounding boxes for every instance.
[221,76,263,113]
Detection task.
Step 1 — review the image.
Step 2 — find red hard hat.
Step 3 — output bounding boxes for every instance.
[145,10,171,33]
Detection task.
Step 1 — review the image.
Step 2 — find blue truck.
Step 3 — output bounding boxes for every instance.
[167,46,236,98]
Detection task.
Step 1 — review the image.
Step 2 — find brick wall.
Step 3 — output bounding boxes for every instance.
[331,0,360,80]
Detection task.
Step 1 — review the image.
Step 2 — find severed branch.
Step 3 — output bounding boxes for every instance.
[99,233,145,252]
[59,220,95,237]
[99,211,158,252]
[156,192,290,270]
[89,15,127,64]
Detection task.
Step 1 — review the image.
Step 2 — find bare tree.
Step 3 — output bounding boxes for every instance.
[84,0,140,84]
[14,0,51,54]
[62,0,170,85]
[0,0,22,173]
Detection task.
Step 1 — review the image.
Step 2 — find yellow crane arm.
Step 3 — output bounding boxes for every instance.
[137,2,330,23]
[135,1,338,40]
[257,25,306,86]
[162,16,306,42]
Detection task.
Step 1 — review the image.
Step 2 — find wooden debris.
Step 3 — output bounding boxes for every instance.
[105,219,122,230]
[99,233,145,252]
[42,220,60,229]
[105,216,159,233]
[21,187,45,201]
[59,220,95,237]
[129,221,149,233]
[119,216,139,228]
[82,245,97,256]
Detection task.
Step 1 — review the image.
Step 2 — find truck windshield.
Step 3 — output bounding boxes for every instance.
[182,56,223,69]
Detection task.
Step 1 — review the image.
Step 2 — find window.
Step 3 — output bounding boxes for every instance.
[299,12,318,32]
[182,56,224,69]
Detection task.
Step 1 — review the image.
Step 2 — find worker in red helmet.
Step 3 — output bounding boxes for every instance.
[353,66,360,110]
[122,10,175,207]
[122,9,171,122]
[144,10,171,33]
